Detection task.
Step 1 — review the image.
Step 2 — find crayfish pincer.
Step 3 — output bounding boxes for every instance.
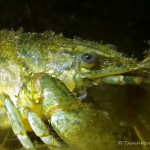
[0,29,150,149]
[2,74,115,150]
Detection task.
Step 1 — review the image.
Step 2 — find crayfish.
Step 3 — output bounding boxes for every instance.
[0,29,150,149]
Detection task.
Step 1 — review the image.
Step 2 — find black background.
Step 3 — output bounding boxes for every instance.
[0,0,150,58]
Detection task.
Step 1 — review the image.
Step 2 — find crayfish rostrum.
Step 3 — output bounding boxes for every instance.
[0,29,150,149]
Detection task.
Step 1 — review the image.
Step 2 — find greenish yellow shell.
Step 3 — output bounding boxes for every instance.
[0,29,136,98]
[0,29,150,149]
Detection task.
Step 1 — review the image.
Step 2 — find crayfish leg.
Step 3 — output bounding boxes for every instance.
[24,109,62,148]
[0,94,11,129]
[3,95,34,149]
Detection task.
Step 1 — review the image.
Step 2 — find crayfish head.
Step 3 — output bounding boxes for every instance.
[73,43,136,89]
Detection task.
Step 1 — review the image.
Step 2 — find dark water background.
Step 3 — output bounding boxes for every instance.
[0,0,150,57]
[0,0,150,150]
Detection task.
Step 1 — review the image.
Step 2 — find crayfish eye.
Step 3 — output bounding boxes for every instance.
[80,52,97,68]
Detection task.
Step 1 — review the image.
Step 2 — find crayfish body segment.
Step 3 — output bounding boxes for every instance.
[0,29,150,149]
